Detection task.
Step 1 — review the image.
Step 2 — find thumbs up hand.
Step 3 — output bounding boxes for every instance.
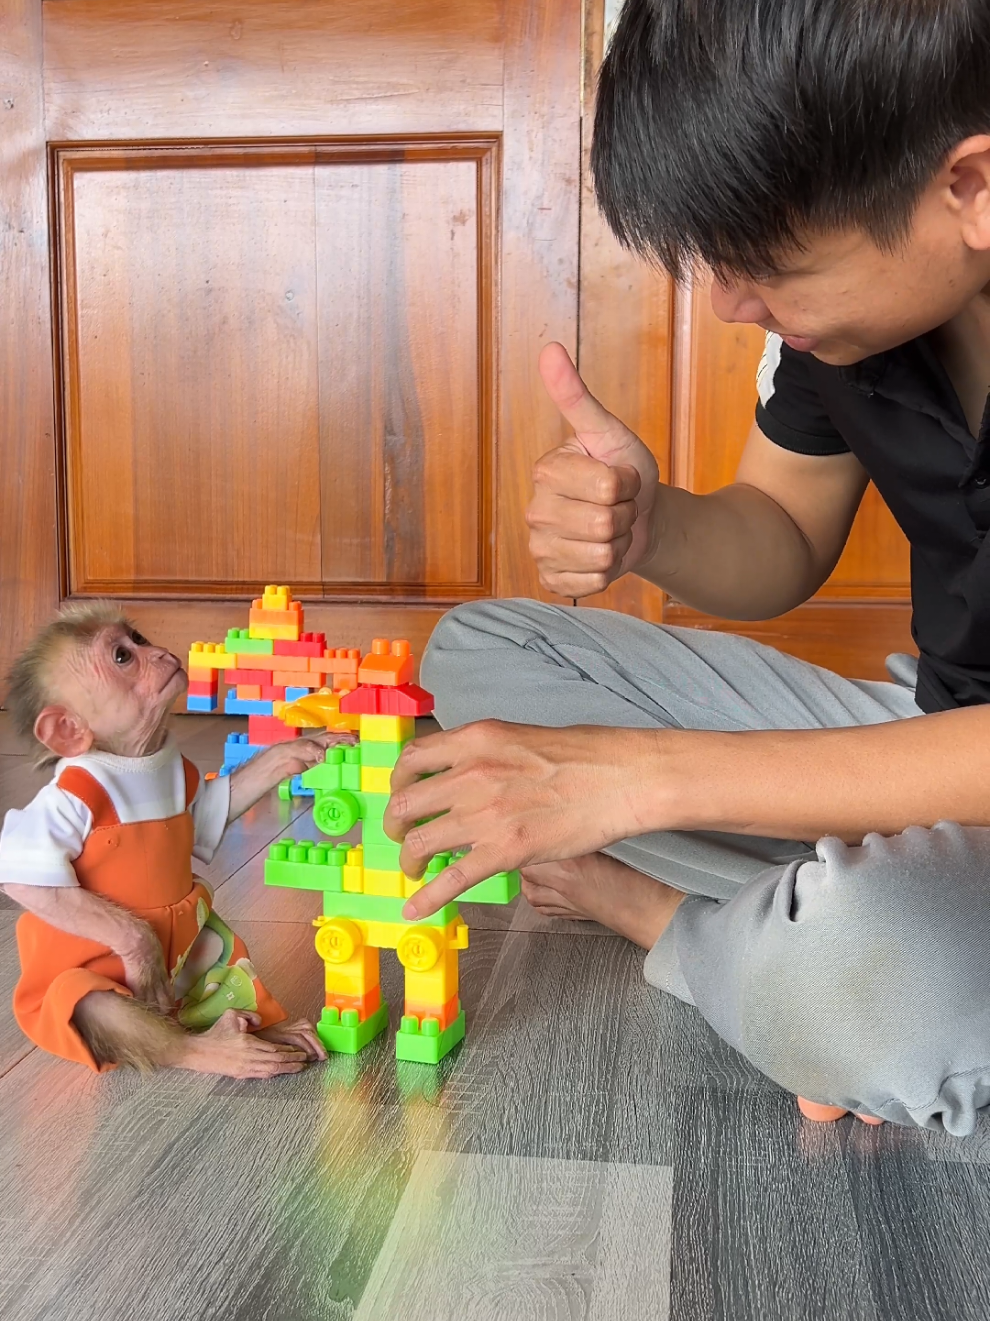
[526,343,661,598]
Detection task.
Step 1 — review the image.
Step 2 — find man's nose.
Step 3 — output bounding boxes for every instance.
[710,276,770,325]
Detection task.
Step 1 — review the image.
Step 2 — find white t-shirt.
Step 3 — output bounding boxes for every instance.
[0,737,231,888]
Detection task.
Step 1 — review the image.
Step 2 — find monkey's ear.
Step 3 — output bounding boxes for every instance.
[34,706,94,759]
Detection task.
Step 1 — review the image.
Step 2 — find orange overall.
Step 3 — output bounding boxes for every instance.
[13,758,285,1071]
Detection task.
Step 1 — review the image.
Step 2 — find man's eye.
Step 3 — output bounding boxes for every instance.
[130,630,149,646]
[113,645,133,664]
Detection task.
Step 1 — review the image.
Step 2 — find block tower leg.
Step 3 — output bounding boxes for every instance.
[313,917,389,1054]
[394,921,467,1064]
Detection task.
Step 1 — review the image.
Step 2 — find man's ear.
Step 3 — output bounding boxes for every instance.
[945,135,990,252]
[34,706,94,759]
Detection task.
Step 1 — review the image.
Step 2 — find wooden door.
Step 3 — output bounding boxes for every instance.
[576,2,914,679]
[1,0,580,677]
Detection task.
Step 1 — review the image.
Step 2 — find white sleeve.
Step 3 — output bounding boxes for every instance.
[0,784,92,887]
[189,773,230,865]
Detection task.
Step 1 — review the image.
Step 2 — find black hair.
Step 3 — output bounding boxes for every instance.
[592,0,990,278]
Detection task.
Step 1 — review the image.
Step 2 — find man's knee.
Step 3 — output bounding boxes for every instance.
[675,822,990,1134]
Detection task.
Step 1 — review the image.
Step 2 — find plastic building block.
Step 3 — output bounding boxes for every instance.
[187,679,218,698]
[226,668,272,685]
[222,733,264,768]
[274,673,320,689]
[459,870,522,905]
[225,694,275,716]
[249,588,302,641]
[260,685,286,701]
[274,633,326,657]
[362,868,405,897]
[356,713,415,742]
[379,683,435,716]
[236,684,262,701]
[285,685,311,702]
[187,668,219,687]
[225,629,274,655]
[248,714,300,744]
[187,642,235,670]
[359,739,409,767]
[265,840,347,890]
[257,584,295,612]
[358,638,414,688]
[249,621,301,641]
[360,765,394,794]
[318,1003,389,1054]
[240,652,310,673]
[395,1008,466,1063]
[185,694,218,712]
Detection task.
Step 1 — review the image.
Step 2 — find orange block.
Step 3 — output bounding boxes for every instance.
[326,986,382,1020]
[403,991,460,1032]
[358,638,414,687]
[236,684,262,700]
[272,671,320,688]
[311,646,361,678]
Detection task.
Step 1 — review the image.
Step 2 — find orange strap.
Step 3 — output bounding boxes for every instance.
[56,767,119,829]
[182,756,200,810]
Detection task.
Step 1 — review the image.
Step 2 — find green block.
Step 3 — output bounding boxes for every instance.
[360,791,390,823]
[302,748,345,792]
[395,1008,466,1064]
[318,1002,389,1055]
[359,740,408,768]
[362,841,404,870]
[322,892,460,928]
[460,870,521,905]
[225,629,274,654]
[361,816,394,847]
[265,839,347,891]
[342,760,361,791]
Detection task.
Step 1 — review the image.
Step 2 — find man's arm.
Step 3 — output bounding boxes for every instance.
[2,882,173,1011]
[386,708,990,919]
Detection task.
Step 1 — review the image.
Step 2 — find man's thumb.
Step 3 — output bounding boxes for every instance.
[538,342,619,438]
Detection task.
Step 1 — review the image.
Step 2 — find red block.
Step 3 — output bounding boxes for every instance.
[274,633,327,658]
[187,678,218,698]
[339,685,381,715]
[248,715,300,745]
[379,682,435,716]
[227,668,271,685]
[261,685,286,701]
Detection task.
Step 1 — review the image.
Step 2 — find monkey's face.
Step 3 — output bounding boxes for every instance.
[58,623,188,757]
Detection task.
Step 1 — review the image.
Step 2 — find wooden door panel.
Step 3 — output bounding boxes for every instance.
[43,0,503,139]
[314,146,493,596]
[57,147,323,595]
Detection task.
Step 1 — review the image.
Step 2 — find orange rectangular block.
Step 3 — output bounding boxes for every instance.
[272,671,320,688]
[249,604,302,628]
[358,638,414,687]
[187,667,217,685]
[236,684,262,700]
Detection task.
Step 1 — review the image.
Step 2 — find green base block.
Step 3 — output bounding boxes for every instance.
[318,1001,390,1055]
[395,1008,466,1064]
[324,892,460,928]
[225,630,274,654]
[460,870,521,905]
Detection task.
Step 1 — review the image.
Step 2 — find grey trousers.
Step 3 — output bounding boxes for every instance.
[422,598,990,1136]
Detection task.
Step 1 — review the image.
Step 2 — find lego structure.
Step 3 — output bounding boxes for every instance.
[186,587,520,1064]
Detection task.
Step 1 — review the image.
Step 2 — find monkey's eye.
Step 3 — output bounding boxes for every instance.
[113,643,134,665]
[129,629,149,646]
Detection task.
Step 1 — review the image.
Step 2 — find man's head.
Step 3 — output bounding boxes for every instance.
[593,0,990,363]
[6,603,187,765]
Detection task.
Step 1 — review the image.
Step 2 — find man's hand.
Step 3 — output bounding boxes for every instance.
[227,731,355,820]
[117,923,175,1014]
[385,720,663,919]
[526,342,662,597]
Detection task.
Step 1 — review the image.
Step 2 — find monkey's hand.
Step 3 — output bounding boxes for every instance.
[226,732,356,821]
[118,923,175,1015]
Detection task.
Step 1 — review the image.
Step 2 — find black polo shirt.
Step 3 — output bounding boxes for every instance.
[755,332,990,713]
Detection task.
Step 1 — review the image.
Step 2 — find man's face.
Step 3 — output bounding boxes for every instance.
[54,624,187,756]
[709,187,990,365]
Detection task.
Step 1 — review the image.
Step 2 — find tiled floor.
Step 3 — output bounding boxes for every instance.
[1,713,989,1320]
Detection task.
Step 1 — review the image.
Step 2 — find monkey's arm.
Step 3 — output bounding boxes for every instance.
[2,883,173,1012]
[226,733,349,821]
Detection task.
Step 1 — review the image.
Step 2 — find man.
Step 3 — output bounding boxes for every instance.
[385,0,990,1134]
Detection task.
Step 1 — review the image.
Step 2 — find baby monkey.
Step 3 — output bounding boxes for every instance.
[0,602,346,1079]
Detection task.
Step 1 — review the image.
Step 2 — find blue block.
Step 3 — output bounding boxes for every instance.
[290,773,315,797]
[285,686,310,702]
[185,695,218,712]
[224,695,276,716]
[223,738,267,769]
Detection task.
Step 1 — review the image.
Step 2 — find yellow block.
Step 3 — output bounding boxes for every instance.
[187,643,236,670]
[360,765,394,795]
[362,868,404,898]
[248,623,300,641]
[261,584,293,610]
[342,845,364,893]
[359,714,415,743]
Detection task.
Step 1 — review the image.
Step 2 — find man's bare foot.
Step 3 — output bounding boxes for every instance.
[520,853,683,950]
[175,1010,311,1079]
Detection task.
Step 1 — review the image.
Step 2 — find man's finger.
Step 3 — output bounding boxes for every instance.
[532,448,642,506]
[527,487,639,540]
[402,848,506,920]
[538,342,622,437]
